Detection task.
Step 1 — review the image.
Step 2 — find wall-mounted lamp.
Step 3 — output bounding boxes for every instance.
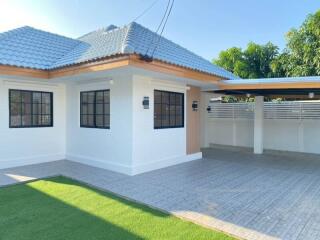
[192,101,199,111]
[309,92,315,99]
[246,93,251,98]
[142,96,150,109]
[206,106,211,113]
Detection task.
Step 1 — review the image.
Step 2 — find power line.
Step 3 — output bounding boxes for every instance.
[153,0,172,37]
[151,0,174,58]
[145,0,172,57]
[132,0,160,23]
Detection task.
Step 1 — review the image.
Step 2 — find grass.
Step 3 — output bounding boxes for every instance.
[0,176,236,240]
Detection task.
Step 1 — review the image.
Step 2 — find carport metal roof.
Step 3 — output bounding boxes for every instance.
[215,76,320,98]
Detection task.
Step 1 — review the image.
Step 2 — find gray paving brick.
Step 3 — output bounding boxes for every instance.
[1,148,320,240]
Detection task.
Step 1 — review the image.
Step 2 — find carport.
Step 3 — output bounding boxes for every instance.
[213,76,320,154]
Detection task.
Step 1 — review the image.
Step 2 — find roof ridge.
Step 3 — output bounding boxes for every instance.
[78,29,99,40]
[121,22,138,54]
[49,24,127,69]
[78,25,119,40]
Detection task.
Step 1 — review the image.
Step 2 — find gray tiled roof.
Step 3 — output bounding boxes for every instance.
[0,22,238,79]
[0,26,80,69]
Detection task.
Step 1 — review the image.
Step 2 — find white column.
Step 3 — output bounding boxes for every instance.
[254,96,264,154]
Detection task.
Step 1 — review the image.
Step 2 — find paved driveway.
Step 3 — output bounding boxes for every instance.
[1,148,320,240]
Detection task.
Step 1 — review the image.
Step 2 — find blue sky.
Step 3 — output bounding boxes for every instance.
[1,0,319,60]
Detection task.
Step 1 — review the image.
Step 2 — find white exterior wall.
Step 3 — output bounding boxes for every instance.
[0,73,202,175]
[65,75,134,175]
[131,75,201,175]
[66,74,201,175]
[0,78,66,169]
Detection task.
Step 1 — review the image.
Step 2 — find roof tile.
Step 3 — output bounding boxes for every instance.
[0,23,238,79]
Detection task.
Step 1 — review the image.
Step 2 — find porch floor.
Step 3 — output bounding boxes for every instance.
[1,148,320,240]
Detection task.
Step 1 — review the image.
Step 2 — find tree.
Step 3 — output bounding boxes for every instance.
[214,10,320,78]
[244,42,279,78]
[213,42,279,78]
[277,10,320,76]
[213,47,248,77]
[270,51,291,77]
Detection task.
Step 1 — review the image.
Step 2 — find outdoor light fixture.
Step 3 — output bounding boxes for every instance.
[142,96,150,109]
[206,105,211,112]
[192,101,199,111]
[246,93,251,98]
[309,92,315,99]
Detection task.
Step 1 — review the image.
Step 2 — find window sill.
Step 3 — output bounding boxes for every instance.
[80,126,110,129]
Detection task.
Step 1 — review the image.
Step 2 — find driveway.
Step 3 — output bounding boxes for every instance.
[1,148,320,240]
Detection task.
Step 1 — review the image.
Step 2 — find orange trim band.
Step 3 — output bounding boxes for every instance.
[0,54,224,83]
[0,65,49,79]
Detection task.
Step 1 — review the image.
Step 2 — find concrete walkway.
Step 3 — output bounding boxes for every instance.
[1,148,320,240]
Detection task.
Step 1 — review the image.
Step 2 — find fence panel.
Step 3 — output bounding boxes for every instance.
[208,101,320,120]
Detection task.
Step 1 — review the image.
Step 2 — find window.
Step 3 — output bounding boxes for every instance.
[9,89,53,128]
[154,90,184,129]
[80,90,110,129]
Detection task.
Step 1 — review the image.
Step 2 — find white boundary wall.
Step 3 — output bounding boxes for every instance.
[201,93,320,154]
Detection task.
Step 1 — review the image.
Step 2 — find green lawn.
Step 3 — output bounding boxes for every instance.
[0,176,236,240]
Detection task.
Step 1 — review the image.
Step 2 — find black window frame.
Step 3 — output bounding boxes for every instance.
[9,89,53,128]
[154,90,184,129]
[80,89,110,129]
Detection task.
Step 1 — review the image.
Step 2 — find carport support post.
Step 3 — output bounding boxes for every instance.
[254,96,264,154]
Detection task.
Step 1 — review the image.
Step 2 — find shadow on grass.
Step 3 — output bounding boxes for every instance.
[0,176,150,240]
[49,176,170,218]
[0,176,236,240]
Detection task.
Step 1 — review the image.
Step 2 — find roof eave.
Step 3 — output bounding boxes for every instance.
[0,64,49,79]
[218,81,320,90]
[0,54,225,84]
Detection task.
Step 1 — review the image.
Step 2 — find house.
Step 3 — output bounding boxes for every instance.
[0,22,237,175]
[2,22,320,176]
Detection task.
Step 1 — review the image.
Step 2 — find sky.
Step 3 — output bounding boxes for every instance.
[1,0,320,61]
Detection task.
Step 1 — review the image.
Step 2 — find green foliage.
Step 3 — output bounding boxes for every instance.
[279,10,320,76]
[222,95,255,103]
[214,10,320,78]
[270,51,291,77]
[213,42,279,78]
[214,47,244,73]
[245,42,279,78]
